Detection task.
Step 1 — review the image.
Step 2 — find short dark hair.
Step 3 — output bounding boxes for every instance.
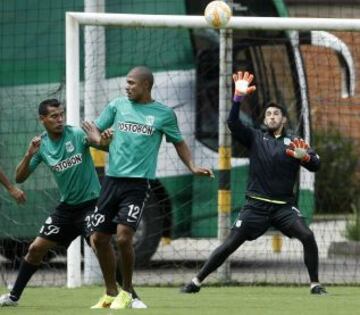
[263,101,287,118]
[38,99,61,116]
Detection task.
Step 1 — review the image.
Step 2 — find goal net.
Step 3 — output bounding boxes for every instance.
[1,0,360,288]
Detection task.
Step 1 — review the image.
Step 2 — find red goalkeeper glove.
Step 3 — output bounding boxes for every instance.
[286,138,311,162]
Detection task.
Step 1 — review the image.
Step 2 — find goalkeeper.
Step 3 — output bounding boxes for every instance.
[182,71,326,295]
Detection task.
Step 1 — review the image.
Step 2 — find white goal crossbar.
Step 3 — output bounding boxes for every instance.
[65,12,360,287]
[66,12,360,127]
[69,12,360,30]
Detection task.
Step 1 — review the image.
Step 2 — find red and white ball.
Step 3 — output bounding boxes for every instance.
[204,1,232,28]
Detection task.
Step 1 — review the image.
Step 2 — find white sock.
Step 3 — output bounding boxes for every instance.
[310,282,320,289]
[192,277,201,287]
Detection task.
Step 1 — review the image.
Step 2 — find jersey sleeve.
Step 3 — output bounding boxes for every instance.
[300,148,321,172]
[29,151,42,173]
[94,100,117,132]
[227,100,256,149]
[163,109,184,143]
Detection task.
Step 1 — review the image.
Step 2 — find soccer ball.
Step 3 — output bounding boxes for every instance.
[204,1,232,28]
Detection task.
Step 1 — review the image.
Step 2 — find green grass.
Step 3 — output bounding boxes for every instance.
[0,286,359,315]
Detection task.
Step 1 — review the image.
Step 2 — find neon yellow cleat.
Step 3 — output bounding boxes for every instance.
[90,294,115,309]
[110,290,133,309]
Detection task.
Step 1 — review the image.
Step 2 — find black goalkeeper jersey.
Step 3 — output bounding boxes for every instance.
[227,100,320,203]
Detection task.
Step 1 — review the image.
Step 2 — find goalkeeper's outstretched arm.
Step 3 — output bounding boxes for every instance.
[301,148,321,172]
[227,71,257,148]
[286,138,320,172]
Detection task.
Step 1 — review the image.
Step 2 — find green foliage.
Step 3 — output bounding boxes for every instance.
[314,129,360,214]
[345,200,360,241]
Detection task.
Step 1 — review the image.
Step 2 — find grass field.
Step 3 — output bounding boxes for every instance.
[0,286,359,315]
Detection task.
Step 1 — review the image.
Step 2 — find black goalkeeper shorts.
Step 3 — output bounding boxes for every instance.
[231,197,304,240]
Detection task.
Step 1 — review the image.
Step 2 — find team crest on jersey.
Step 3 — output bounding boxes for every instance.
[145,115,155,126]
[283,137,291,145]
[65,141,75,153]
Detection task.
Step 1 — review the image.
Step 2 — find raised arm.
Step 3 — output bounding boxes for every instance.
[16,136,41,183]
[286,138,321,172]
[0,168,26,204]
[227,71,257,148]
[174,140,213,177]
[302,148,321,172]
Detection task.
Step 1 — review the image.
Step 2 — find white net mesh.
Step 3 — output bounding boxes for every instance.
[1,0,360,288]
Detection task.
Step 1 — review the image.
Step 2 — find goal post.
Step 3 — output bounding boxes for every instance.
[66,11,360,133]
[65,11,359,287]
[66,12,360,130]
[67,12,360,30]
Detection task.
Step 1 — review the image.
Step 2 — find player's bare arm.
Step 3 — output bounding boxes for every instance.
[15,136,41,183]
[174,140,214,177]
[100,128,114,147]
[82,121,113,151]
[0,168,26,204]
[82,121,101,145]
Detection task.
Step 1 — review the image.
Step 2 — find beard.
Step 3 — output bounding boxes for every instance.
[266,122,284,134]
[267,125,279,131]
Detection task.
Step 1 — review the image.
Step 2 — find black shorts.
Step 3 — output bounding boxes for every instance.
[38,198,97,248]
[232,197,303,240]
[90,176,150,234]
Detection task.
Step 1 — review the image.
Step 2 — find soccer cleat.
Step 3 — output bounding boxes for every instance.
[0,293,18,307]
[180,281,201,294]
[310,285,328,295]
[90,294,115,309]
[132,298,148,309]
[110,290,133,309]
